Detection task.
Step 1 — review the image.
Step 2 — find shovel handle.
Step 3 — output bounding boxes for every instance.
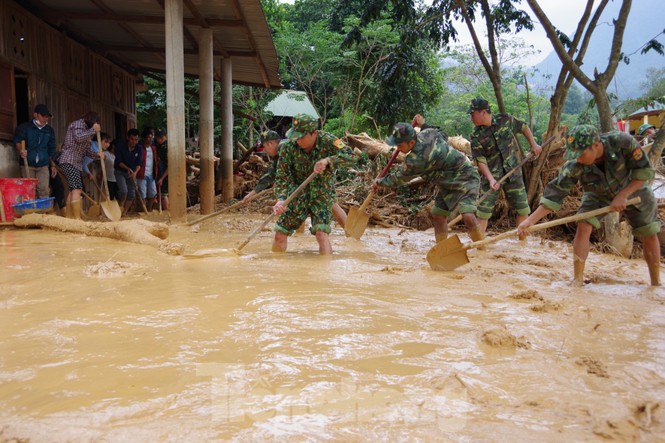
[447,135,556,228]
[97,131,113,203]
[356,149,400,212]
[236,171,318,252]
[21,140,30,177]
[186,187,272,226]
[465,196,642,251]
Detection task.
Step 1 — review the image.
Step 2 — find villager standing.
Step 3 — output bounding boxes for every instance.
[114,128,142,215]
[13,104,57,198]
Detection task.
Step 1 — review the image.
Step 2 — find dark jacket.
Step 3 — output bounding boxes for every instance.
[13,120,57,167]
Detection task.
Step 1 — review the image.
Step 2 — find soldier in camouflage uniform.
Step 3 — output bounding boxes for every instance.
[468,98,542,236]
[374,123,485,243]
[272,114,355,254]
[518,125,661,286]
[243,129,347,227]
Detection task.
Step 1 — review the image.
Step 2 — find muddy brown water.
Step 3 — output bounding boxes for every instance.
[1,214,664,442]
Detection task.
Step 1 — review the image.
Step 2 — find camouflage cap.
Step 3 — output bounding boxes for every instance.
[564,124,600,160]
[386,123,417,146]
[638,123,655,136]
[467,97,490,114]
[286,114,319,141]
[259,130,280,146]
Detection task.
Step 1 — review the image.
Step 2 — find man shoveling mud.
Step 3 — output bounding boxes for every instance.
[272,114,355,254]
[518,124,661,286]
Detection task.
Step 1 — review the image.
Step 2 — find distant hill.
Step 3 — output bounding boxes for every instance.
[531,0,664,99]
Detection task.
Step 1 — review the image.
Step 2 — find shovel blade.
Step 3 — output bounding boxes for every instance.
[344,206,370,239]
[101,200,122,221]
[426,234,470,271]
[87,203,101,218]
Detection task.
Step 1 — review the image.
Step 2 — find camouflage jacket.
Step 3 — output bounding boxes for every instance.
[541,131,655,211]
[274,131,354,201]
[470,113,528,176]
[379,128,472,187]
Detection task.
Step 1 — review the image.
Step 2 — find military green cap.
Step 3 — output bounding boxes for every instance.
[468,97,490,114]
[565,124,600,160]
[259,130,280,146]
[386,123,416,146]
[286,114,318,141]
[638,123,655,136]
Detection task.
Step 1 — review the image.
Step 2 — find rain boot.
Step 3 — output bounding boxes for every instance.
[70,199,82,220]
[64,203,72,218]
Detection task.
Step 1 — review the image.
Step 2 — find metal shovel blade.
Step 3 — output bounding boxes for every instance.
[344,206,370,239]
[101,199,122,221]
[426,234,469,271]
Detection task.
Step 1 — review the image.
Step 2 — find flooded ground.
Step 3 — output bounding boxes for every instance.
[1,213,664,442]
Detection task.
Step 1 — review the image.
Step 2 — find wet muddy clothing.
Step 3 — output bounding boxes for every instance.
[274,132,354,235]
[378,128,480,217]
[470,114,531,218]
[541,131,659,237]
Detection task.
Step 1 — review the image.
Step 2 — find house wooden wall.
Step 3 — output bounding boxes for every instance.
[0,0,137,147]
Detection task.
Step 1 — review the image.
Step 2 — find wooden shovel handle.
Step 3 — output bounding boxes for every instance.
[96,132,113,203]
[447,135,556,228]
[21,140,29,177]
[465,196,641,251]
[357,149,400,212]
[236,171,318,252]
[186,187,272,226]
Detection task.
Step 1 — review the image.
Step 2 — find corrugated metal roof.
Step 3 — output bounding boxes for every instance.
[264,90,319,118]
[15,0,282,89]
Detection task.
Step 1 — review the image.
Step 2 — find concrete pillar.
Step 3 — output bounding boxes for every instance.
[198,28,215,214]
[218,57,234,201]
[165,0,186,220]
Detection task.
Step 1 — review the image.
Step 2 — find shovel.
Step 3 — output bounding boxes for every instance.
[447,135,555,228]
[186,187,272,226]
[131,176,150,214]
[235,171,317,253]
[427,196,641,271]
[80,190,100,218]
[345,149,400,239]
[96,132,122,221]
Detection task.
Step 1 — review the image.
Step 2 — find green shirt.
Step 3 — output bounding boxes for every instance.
[274,132,354,201]
[470,113,528,176]
[541,131,655,211]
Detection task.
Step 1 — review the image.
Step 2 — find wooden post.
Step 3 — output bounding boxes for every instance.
[219,57,234,201]
[198,28,215,214]
[165,0,186,221]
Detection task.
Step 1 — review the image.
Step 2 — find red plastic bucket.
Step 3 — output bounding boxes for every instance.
[0,178,38,221]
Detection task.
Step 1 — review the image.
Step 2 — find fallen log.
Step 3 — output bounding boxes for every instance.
[13,214,184,255]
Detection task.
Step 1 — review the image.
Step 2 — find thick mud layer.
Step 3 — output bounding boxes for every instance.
[1,213,664,442]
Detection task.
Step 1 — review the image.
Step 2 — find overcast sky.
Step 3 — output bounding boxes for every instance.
[275,1,597,66]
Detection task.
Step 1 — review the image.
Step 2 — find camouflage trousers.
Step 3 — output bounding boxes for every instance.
[430,163,480,217]
[476,173,530,219]
[578,187,660,237]
[274,186,334,236]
